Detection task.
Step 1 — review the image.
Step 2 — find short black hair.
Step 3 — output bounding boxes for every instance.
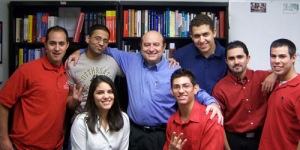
[190,14,214,35]
[171,69,197,87]
[46,25,68,43]
[270,38,296,58]
[226,40,249,58]
[88,24,110,38]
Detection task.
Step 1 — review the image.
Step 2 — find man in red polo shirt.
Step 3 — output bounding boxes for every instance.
[259,39,300,150]
[0,26,69,150]
[164,69,224,150]
[212,40,277,150]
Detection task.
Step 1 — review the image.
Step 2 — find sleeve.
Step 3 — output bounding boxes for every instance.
[0,67,28,108]
[195,88,220,106]
[200,114,225,150]
[119,112,130,150]
[66,64,75,86]
[212,85,226,116]
[163,117,173,150]
[80,48,87,54]
[71,115,87,150]
[295,94,300,123]
[172,48,181,63]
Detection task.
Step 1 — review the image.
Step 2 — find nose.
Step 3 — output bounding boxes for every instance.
[178,86,185,93]
[54,44,60,50]
[234,58,239,64]
[199,36,205,43]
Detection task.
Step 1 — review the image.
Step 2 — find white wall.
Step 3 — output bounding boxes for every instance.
[0,0,10,89]
[229,0,300,72]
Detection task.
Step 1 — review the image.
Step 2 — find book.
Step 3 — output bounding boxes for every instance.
[36,12,43,43]
[144,10,148,34]
[89,13,94,28]
[83,13,89,43]
[32,15,37,43]
[15,18,22,42]
[23,15,28,43]
[123,10,129,37]
[23,47,29,63]
[130,9,135,37]
[18,48,23,66]
[48,16,58,29]
[41,13,49,43]
[41,47,45,58]
[169,43,176,58]
[73,12,85,43]
[219,11,225,38]
[35,48,41,59]
[93,13,97,25]
[27,15,33,43]
[58,7,81,37]
[112,10,116,42]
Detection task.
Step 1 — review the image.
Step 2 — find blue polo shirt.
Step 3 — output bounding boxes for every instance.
[80,47,219,126]
[173,40,228,95]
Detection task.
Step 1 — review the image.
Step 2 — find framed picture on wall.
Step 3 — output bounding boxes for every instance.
[0,21,2,64]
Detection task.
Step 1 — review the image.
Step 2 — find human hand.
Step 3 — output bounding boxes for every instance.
[167,58,180,68]
[64,50,81,70]
[0,138,14,150]
[205,103,224,125]
[261,72,277,93]
[168,132,187,150]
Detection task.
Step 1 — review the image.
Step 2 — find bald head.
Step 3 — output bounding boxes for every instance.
[140,30,165,48]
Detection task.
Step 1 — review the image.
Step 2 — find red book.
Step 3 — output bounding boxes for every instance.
[32,15,36,43]
[41,13,49,43]
[112,11,116,43]
[123,10,129,37]
[73,12,85,43]
[106,11,113,43]
[219,11,225,38]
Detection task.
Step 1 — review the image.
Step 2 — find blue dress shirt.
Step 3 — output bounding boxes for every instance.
[80,47,218,126]
[173,40,228,95]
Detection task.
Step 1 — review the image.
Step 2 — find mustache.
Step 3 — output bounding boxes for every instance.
[233,64,242,68]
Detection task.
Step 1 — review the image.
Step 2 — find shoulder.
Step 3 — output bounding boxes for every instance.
[121,112,130,127]
[174,43,194,55]
[75,113,88,122]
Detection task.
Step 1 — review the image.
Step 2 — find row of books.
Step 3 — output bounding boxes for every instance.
[14,13,57,43]
[123,9,225,38]
[14,10,117,44]
[16,47,45,68]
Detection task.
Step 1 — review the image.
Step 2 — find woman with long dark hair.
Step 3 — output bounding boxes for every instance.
[70,75,129,150]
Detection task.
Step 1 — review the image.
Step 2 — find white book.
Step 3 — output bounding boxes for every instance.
[23,16,28,42]
[137,10,141,37]
[48,16,59,29]
[15,18,22,42]
[35,48,41,59]
[145,10,148,34]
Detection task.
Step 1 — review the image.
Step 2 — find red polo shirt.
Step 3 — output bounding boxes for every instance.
[212,69,270,133]
[0,55,69,150]
[259,75,300,150]
[163,100,224,150]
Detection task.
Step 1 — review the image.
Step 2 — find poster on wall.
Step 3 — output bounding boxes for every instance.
[283,3,299,14]
[0,21,2,64]
[251,2,267,13]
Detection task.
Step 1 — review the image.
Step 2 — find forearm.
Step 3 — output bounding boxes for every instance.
[67,95,80,110]
[297,140,300,150]
[196,88,219,106]
[0,103,9,140]
[224,131,231,150]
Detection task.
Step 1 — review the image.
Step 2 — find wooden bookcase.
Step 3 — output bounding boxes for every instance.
[119,1,228,51]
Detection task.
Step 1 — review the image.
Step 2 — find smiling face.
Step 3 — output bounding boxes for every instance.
[270,46,296,81]
[170,76,199,106]
[226,47,250,78]
[191,25,216,58]
[44,30,69,65]
[86,29,109,58]
[141,31,166,66]
[94,82,115,114]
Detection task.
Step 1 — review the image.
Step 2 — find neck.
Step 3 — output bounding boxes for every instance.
[86,48,102,60]
[233,70,247,80]
[178,100,194,123]
[279,67,298,82]
[97,109,108,122]
[201,44,216,58]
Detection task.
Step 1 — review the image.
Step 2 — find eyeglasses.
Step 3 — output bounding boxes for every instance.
[93,36,109,44]
[172,84,193,91]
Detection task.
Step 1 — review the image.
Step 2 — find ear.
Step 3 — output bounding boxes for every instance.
[246,55,251,64]
[193,84,199,95]
[170,87,174,96]
[86,35,91,43]
[163,43,166,50]
[292,54,297,63]
[213,29,217,38]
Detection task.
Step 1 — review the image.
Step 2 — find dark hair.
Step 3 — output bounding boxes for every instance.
[88,24,110,38]
[83,75,124,133]
[46,25,68,43]
[140,30,166,49]
[171,69,197,87]
[226,40,249,58]
[270,38,296,58]
[190,14,214,34]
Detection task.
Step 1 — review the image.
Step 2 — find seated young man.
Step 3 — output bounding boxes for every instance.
[164,69,224,150]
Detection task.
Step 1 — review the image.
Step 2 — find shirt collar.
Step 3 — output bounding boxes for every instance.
[194,39,223,58]
[227,69,253,84]
[277,74,300,88]
[174,100,200,125]
[41,55,65,74]
[142,56,166,71]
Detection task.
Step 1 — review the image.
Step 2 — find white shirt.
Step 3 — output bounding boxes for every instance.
[71,112,130,150]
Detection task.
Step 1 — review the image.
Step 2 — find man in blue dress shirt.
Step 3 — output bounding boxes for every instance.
[66,30,222,150]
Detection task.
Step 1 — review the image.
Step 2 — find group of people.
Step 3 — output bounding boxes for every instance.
[0,13,299,150]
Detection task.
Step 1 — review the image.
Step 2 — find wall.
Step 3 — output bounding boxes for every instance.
[0,0,9,89]
[229,0,300,72]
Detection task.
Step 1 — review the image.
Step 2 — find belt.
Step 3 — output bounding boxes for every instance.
[227,130,262,138]
[130,120,167,133]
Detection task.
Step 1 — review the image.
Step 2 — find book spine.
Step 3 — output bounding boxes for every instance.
[41,47,45,58]
[30,48,35,61]
[170,11,174,37]
[166,8,169,37]
[141,10,144,36]
[144,10,148,34]
[219,11,225,38]
[89,13,94,28]
[84,13,89,43]
[27,15,33,43]
[93,13,97,25]
[150,10,154,30]
[15,18,22,43]
[73,12,85,43]
[36,13,42,43]
[130,9,135,37]
[41,13,49,43]
[35,48,41,59]
[112,10,116,42]
[23,15,28,43]
[128,9,131,37]
[175,10,179,37]
[156,14,159,32]
[23,47,28,63]
[32,15,36,43]
[123,10,129,37]
[18,48,23,66]
[98,12,102,24]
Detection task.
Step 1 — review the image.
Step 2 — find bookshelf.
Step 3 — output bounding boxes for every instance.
[119,1,228,52]
[9,1,119,76]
